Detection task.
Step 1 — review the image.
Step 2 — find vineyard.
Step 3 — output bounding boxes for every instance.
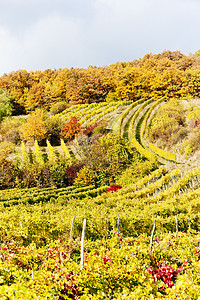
[1,96,200,299]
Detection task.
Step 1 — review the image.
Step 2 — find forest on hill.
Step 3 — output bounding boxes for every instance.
[0,51,200,298]
[0,50,200,114]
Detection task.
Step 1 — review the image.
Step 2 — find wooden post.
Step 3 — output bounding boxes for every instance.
[150,220,156,255]
[81,219,86,270]
[70,216,76,242]
[175,216,178,237]
[117,215,119,236]
[188,216,191,229]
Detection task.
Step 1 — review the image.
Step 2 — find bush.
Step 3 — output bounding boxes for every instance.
[66,164,83,186]
[184,125,200,154]
[49,158,68,188]
[75,166,97,187]
[93,122,107,135]
[0,117,24,145]
[106,184,122,193]
[0,141,15,159]
[44,115,64,146]
[20,164,51,188]
[60,116,82,143]
[0,89,13,122]
[82,123,98,137]
[80,133,136,186]
[0,157,20,189]
[106,91,119,102]
[49,101,69,115]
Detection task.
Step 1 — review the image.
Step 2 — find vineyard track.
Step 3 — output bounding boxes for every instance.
[122,104,143,138]
[125,99,180,169]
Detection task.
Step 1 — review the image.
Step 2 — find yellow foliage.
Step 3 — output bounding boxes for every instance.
[75,166,96,187]
[1,50,200,114]
[20,109,47,143]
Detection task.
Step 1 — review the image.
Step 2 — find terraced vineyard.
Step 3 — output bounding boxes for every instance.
[0,160,200,298]
[1,98,200,299]
[1,165,199,235]
[24,98,179,165]
[57,98,179,163]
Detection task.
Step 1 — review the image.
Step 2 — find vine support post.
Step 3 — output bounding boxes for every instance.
[70,215,76,242]
[20,221,23,229]
[81,219,87,270]
[175,216,178,238]
[117,214,120,236]
[150,220,156,255]
[188,216,191,229]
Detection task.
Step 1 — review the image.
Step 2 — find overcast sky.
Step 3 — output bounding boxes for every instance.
[0,0,199,75]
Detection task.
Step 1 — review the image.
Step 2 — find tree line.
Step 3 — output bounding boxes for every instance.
[0,50,200,114]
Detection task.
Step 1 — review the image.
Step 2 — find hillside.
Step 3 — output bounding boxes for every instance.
[0,51,200,298]
[0,96,199,298]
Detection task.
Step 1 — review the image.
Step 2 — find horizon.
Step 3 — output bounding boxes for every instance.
[0,49,198,76]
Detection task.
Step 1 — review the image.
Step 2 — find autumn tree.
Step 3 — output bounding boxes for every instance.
[44,115,64,145]
[74,166,96,187]
[1,50,200,113]
[24,81,46,112]
[0,157,20,189]
[20,109,47,144]
[0,89,13,121]
[60,116,81,143]
[0,117,23,145]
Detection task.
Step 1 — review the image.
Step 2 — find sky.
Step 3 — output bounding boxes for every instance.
[0,0,199,75]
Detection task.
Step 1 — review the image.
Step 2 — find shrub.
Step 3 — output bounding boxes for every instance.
[80,133,136,186]
[148,99,186,149]
[106,184,122,193]
[66,164,83,186]
[45,115,64,146]
[184,125,200,154]
[106,91,119,102]
[147,261,184,289]
[75,166,97,187]
[0,141,15,159]
[60,116,82,143]
[0,117,24,145]
[20,164,51,188]
[185,143,193,156]
[49,101,69,115]
[0,89,13,122]
[92,122,107,135]
[49,158,68,188]
[0,157,20,189]
[82,123,98,137]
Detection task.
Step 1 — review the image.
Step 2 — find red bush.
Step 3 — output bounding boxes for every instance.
[147,261,184,288]
[66,164,83,186]
[106,185,122,193]
[60,116,81,143]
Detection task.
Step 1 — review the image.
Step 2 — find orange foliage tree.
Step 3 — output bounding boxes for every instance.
[20,109,47,143]
[60,116,82,143]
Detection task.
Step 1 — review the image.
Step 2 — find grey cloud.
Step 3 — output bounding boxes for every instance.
[0,0,199,74]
